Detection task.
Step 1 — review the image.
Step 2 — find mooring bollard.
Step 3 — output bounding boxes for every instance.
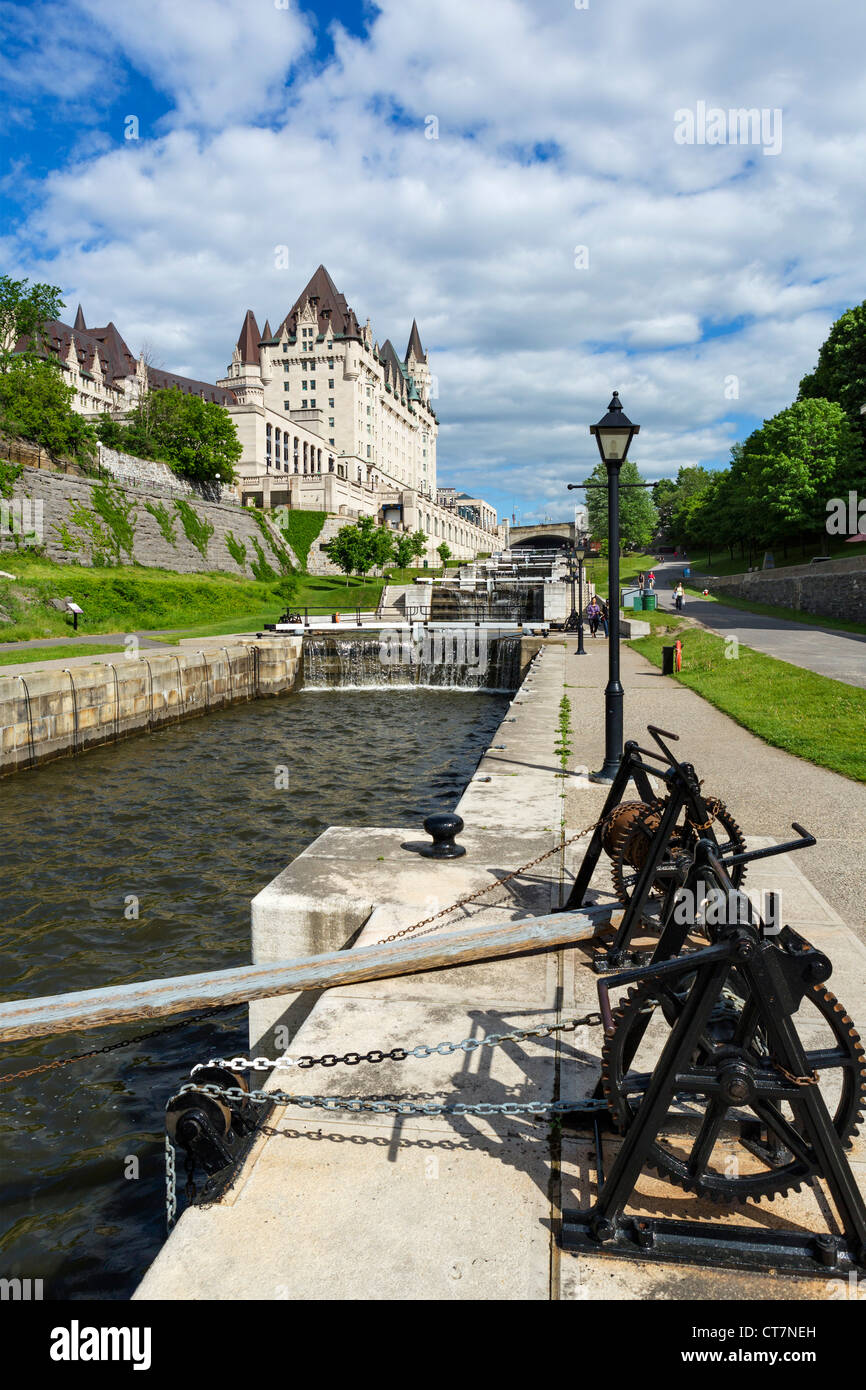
[418,812,466,859]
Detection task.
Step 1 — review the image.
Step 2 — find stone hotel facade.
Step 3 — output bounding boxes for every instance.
[20,267,506,567]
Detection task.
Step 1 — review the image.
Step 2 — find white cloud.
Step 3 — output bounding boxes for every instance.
[7,0,866,519]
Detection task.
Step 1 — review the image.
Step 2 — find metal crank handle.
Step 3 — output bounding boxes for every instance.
[724,823,817,868]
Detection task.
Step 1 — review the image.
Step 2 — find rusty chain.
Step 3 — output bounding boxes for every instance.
[376,814,609,944]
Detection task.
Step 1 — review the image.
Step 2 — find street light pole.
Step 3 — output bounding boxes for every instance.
[568,392,649,783]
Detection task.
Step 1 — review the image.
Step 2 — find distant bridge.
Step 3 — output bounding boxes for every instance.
[509,522,575,550]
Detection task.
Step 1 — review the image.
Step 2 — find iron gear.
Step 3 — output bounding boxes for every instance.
[600,977,866,1203]
[608,794,747,909]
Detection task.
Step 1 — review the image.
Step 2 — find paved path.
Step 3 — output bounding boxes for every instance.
[0,630,185,653]
[651,559,866,688]
[563,636,866,945]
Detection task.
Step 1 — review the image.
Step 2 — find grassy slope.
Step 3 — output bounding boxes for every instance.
[0,643,125,665]
[688,536,866,578]
[630,626,866,783]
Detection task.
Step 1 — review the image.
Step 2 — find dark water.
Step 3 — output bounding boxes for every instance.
[0,688,508,1299]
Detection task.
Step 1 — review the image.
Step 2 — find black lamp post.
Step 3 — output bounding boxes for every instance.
[568,391,642,782]
[567,540,587,655]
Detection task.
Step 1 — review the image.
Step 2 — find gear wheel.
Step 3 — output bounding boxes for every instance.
[601,977,866,1203]
[610,795,747,909]
[600,800,652,859]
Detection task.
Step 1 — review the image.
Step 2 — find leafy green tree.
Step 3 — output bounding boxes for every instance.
[102,387,242,482]
[738,398,862,551]
[409,530,428,563]
[437,541,452,573]
[584,457,657,552]
[0,354,96,465]
[323,523,362,583]
[393,534,416,570]
[799,300,866,455]
[0,275,64,360]
[651,477,679,536]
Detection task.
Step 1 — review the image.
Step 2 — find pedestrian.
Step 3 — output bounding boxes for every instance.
[674,581,684,612]
[587,599,599,636]
[599,598,609,637]
[648,571,656,590]
[638,571,645,589]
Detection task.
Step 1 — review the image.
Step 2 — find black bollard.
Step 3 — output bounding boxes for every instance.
[418,812,466,859]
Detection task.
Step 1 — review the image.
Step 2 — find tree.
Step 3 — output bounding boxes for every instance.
[322,515,395,582]
[392,534,416,570]
[0,354,96,466]
[738,398,862,552]
[409,530,428,563]
[437,541,452,573]
[799,300,866,456]
[99,387,242,483]
[0,275,64,359]
[583,457,657,553]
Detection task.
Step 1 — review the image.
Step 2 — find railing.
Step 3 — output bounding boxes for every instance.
[263,602,543,629]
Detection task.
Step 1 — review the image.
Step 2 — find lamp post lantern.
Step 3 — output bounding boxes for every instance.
[568,391,643,782]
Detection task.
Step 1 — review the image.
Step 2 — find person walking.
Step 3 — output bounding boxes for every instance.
[674,581,684,612]
[599,597,609,637]
[648,571,656,590]
[587,598,600,636]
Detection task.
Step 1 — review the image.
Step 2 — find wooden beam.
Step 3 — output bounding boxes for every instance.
[0,908,610,1043]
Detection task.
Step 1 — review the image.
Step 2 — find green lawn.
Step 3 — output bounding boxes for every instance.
[0,642,126,666]
[586,551,659,598]
[688,536,866,578]
[630,626,866,783]
[0,554,291,642]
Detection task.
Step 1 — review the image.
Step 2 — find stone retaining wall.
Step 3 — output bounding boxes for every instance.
[2,465,299,577]
[708,555,866,622]
[0,638,302,775]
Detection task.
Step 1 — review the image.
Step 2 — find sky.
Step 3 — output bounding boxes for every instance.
[2,0,865,525]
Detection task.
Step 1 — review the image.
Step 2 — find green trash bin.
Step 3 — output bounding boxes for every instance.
[632,594,644,611]
[644,593,657,611]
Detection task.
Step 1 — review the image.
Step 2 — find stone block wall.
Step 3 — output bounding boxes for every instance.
[0,638,302,775]
[707,555,866,623]
[2,465,299,577]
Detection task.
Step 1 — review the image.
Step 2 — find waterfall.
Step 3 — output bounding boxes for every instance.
[302,631,522,692]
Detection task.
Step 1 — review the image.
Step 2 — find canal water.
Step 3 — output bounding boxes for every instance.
[0,687,508,1299]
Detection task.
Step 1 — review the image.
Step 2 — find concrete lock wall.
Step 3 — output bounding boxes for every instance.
[0,639,302,775]
[708,555,866,623]
[1,463,299,578]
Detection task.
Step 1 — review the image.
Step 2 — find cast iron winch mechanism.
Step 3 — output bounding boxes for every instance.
[559,830,866,1276]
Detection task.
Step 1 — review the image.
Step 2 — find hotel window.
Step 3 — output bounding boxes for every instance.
[328,398,334,407]
[328,357,334,367]
[329,437,335,445]
[301,380,307,390]
[310,399,316,408]
[328,378,334,388]
[328,417,334,427]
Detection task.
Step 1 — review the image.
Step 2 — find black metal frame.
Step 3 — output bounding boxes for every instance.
[557,725,817,973]
[559,839,866,1277]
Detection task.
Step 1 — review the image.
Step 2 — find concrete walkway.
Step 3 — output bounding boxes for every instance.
[653,559,866,689]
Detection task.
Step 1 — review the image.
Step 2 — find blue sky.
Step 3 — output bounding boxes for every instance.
[2,0,865,524]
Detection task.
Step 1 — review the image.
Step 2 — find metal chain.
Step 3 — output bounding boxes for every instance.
[775,1063,819,1088]
[172,1080,610,1118]
[0,1003,240,1086]
[165,1135,178,1230]
[376,816,608,944]
[197,1011,603,1073]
